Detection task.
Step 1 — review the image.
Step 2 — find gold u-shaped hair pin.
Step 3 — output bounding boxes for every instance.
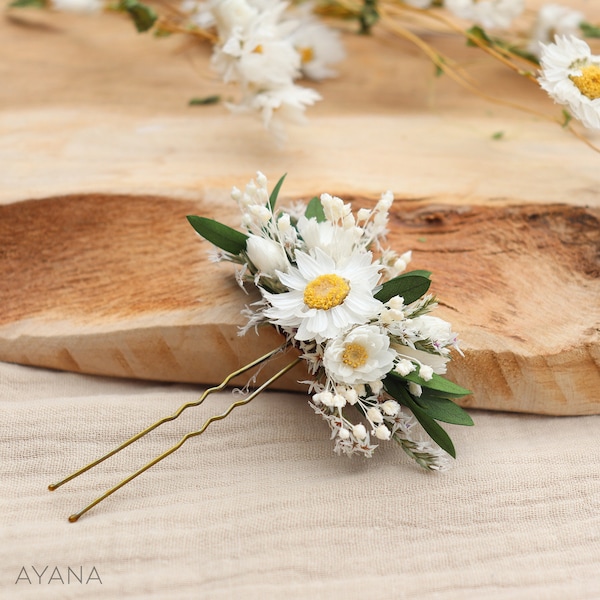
[49,344,300,522]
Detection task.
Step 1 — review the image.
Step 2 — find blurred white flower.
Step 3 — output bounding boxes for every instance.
[51,0,102,12]
[529,4,584,57]
[445,0,524,30]
[285,7,346,80]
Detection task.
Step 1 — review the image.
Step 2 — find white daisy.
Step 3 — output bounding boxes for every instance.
[528,4,584,58]
[323,324,396,385]
[262,247,383,342]
[538,35,600,130]
[285,7,346,81]
[444,0,524,30]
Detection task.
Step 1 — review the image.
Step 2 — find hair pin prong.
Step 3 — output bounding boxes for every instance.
[49,345,298,522]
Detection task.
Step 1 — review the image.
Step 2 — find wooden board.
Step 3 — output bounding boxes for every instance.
[1,5,599,415]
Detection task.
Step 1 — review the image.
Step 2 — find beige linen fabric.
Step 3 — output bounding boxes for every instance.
[1,360,599,599]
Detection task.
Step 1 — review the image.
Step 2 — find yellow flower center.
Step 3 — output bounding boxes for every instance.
[342,342,369,369]
[299,46,314,64]
[303,274,350,310]
[570,64,600,100]
[253,44,263,54]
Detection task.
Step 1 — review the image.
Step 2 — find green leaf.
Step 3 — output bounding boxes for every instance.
[561,109,573,128]
[269,173,287,212]
[186,216,248,255]
[491,131,504,140]
[119,0,157,32]
[9,0,45,7]
[305,197,326,222]
[414,394,474,426]
[374,270,431,304]
[358,0,379,34]
[384,377,456,457]
[399,371,471,398]
[580,22,600,38]
[466,25,492,47]
[188,95,221,106]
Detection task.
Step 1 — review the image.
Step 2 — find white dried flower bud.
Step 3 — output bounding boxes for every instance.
[332,394,347,408]
[387,296,404,310]
[374,424,391,441]
[408,382,422,397]
[357,208,371,222]
[369,380,383,395]
[381,400,400,416]
[354,384,366,397]
[241,214,254,229]
[313,391,334,406]
[366,407,383,423]
[320,193,346,222]
[231,186,242,202]
[419,364,434,381]
[338,428,350,440]
[376,190,393,212]
[277,213,291,233]
[249,205,272,224]
[399,250,412,265]
[352,423,367,440]
[246,235,289,276]
[341,387,358,405]
[256,171,267,188]
[342,213,355,230]
[395,359,415,377]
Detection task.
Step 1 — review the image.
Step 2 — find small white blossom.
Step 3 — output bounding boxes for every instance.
[320,193,351,223]
[332,394,347,408]
[374,424,391,441]
[369,380,384,394]
[395,359,416,377]
[382,400,400,416]
[352,423,367,440]
[338,428,350,440]
[313,390,333,406]
[367,407,384,424]
[337,386,359,405]
[419,364,434,381]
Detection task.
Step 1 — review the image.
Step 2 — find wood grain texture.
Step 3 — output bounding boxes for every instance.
[1,5,599,414]
[1,194,598,414]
